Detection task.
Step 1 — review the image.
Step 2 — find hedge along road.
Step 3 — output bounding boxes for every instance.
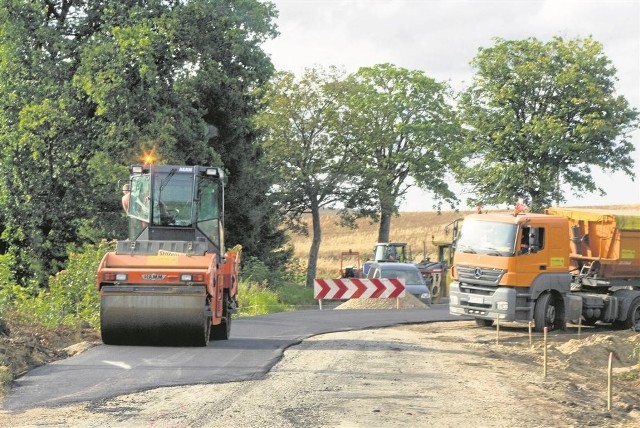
[2,305,460,412]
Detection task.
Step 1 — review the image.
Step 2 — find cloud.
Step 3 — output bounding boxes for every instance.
[263,0,640,209]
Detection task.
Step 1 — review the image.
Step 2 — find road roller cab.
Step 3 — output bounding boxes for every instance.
[97,165,240,346]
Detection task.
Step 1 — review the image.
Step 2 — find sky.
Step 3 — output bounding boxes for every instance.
[261,0,640,211]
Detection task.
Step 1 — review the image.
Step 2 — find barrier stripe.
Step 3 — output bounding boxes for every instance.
[350,278,368,299]
[313,278,405,300]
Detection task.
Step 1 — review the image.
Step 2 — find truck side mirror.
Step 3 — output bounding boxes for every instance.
[528,230,539,253]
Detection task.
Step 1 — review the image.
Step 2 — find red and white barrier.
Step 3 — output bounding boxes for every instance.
[314,278,405,300]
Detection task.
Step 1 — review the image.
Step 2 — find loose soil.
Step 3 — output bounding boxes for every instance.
[1,310,640,427]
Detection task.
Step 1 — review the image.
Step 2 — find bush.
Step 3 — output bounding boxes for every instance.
[275,284,315,308]
[2,241,313,328]
[11,241,112,329]
[237,280,289,316]
[237,254,315,316]
[240,256,273,285]
[0,253,17,315]
[240,255,307,289]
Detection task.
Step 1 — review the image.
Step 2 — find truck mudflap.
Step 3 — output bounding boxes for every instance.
[100,285,211,346]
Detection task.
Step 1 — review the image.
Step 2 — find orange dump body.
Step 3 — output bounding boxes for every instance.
[546,208,640,279]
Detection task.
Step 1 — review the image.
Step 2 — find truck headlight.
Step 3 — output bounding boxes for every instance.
[450,295,459,305]
[496,301,509,310]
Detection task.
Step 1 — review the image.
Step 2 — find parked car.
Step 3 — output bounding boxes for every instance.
[366,262,431,305]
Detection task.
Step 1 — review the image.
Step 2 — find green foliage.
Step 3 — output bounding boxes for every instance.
[11,242,111,329]
[255,66,357,286]
[0,0,287,286]
[1,241,309,332]
[238,254,315,315]
[340,64,462,242]
[0,253,15,312]
[240,254,301,288]
[236,279,316,316]
[275,284,315,308]
[255,64,461,284]
[237,280,289,316]
[617,370,639,382]
[631,342,640,365]
[457,36,639,212]
[240,256,274,285]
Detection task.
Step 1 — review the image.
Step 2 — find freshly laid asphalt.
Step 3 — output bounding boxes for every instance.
[2,304,462,411]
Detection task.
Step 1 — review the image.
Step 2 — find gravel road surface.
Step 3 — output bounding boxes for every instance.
[2,320,639,428]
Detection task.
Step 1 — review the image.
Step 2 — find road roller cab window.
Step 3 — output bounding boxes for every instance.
[196,176,222,250]
[128,174,151,239]
[152,169,195,227]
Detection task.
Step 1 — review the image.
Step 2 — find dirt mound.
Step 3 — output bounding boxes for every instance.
[553,331,640,373]
[335,293,428,310]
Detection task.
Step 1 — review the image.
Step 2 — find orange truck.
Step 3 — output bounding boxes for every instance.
[448,208,640,332]
[96,165,241,346]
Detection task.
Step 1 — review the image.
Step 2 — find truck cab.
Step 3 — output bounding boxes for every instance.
[449,212,580,331]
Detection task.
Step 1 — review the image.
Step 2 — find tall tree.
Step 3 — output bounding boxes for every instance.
[175,1,291,267]
[255,67,362,287]
[0,1,113,283]
[457,36,639,212]
[0,0,286,284]
[341,64,461,242]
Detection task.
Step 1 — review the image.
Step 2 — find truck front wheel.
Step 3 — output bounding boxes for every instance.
[475,318,494,327]
[534,293,564,333]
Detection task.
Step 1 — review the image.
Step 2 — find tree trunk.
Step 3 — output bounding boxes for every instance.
[305,203,322,288]
[378,190,395,242]
[378,211,391,243]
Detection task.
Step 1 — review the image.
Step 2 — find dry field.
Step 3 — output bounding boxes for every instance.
[291,210,469,278]
[289,205,640,279]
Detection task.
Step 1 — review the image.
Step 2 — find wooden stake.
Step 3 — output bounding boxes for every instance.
[528,321,533,348]
[578,317,582,337]
[543,326,548,378]
[496,314,500,345]
[607,352,613,411]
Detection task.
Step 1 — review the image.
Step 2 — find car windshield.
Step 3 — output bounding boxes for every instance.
[456,218,517,256]
[380,268,423,285]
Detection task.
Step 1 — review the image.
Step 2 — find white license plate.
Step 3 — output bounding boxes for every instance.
[469,296,484,304]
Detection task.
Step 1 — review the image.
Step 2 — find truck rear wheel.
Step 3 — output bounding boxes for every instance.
[613,297,640,330]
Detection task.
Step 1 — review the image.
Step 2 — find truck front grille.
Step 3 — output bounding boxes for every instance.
[456,265,505,286]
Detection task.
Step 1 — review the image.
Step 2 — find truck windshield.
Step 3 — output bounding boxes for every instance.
[456,219,517,256]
